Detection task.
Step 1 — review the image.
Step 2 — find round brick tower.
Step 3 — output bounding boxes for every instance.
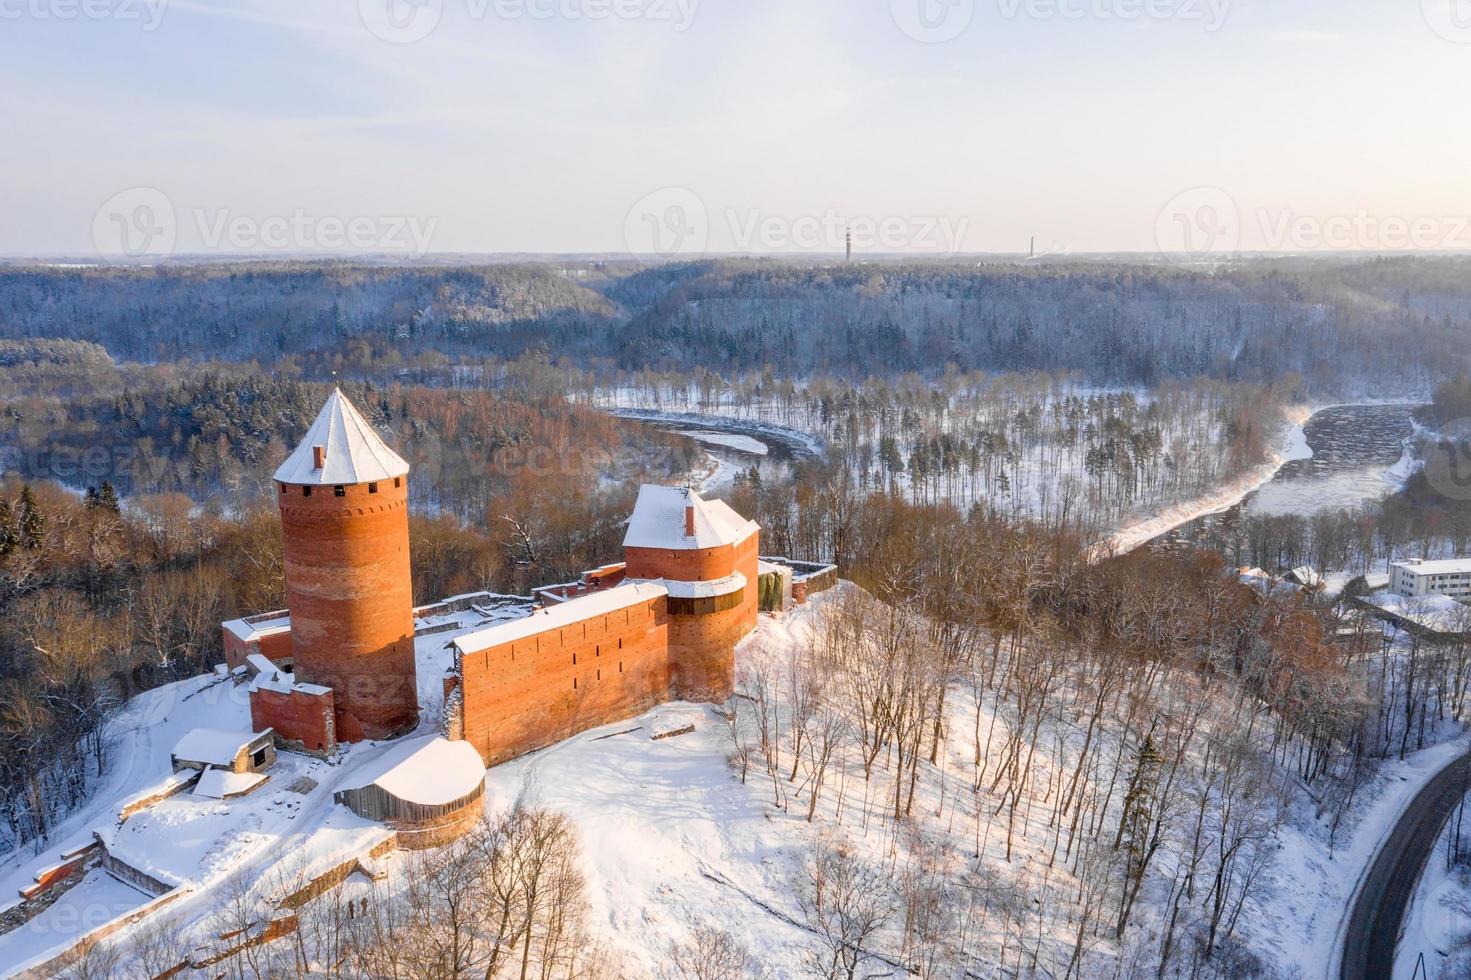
[623,486,759,702]
[276,390,418,741]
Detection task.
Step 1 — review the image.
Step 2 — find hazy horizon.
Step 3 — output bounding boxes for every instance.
[5,0,1470,260]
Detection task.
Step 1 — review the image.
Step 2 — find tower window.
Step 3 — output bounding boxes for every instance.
[303,486,312,497]
[334,485,346,498]
[369,483,379,494]
[394,477,401,488]
[279,484,286,495]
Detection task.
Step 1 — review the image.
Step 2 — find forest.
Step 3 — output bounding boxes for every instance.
[5,256,1471,391]
[0,258,1468,976]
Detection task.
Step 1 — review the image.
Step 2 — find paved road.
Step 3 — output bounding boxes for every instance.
[1341,751,1471,980]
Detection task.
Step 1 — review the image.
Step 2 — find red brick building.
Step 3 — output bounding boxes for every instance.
[226,394,762,768]
[447,486,760,766]
[245,389,419,749]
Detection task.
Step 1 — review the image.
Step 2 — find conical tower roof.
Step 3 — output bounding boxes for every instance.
[274,388,410,486]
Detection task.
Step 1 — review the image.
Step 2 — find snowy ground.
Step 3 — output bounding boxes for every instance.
[1272,740,1471,980]
[0,605,513,977]
[1396,798,1471,980]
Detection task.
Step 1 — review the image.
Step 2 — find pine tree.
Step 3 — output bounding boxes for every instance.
[18,485,44,550]
[0,498,14,556]
[98,481,120,514]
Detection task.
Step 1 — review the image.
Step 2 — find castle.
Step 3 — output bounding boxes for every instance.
[226,389,762,770]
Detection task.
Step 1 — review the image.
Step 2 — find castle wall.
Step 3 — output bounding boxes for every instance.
[624,543,740,583]
[458,595,672,767]
[667,533,759,701]
[278,477,417,740]
[250,685,335,754]
[223,627,293,672]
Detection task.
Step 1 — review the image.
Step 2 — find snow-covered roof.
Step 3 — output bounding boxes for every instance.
[274,388,410,486]
[194,768,268,800]
[1393,558,1471,576]
[630,572,747,599]
[222,612,290,643]
[338,736,484,807]
[622,485,758,551]
[171,728,270,767]
[455,582,668,655]
[1362,590,1471,634]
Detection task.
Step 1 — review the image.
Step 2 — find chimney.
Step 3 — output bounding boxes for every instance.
[685,504,696,538]
[312,445,326,470]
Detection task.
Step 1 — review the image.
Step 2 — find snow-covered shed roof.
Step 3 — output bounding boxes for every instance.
[622,485,758,551]
[274,388,410,486]
[338,737,485,807]
[455,582,668,655]
[171,729,271,768]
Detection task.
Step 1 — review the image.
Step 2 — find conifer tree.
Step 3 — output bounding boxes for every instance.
[18,485,44,550]
[0,498,14,556]
[98,481,120,514]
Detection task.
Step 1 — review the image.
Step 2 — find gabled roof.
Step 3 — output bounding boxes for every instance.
[274,388,410,486]
[171,728,271,767]
[622,485,758,551]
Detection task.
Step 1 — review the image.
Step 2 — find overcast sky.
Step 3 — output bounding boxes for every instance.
[3,0,1468,257]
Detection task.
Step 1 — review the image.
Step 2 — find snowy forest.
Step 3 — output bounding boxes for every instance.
[1,257,1470,977]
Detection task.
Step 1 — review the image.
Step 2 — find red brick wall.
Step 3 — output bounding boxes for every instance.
[459,530,760,765]
[624,542,742,583]
[224,628,294,672]
[459,595,673,767]
[668,533,759,702]
[250,686,335,754]
[278,477,417,740]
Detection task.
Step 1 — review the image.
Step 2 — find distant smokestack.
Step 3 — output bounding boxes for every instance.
[313,445,326,470]
[1030,236,1035,259]
[685,504,696,538]
[846,228,852,263]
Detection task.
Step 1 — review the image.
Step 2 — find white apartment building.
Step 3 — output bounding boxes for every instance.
[1390,558,1471,601]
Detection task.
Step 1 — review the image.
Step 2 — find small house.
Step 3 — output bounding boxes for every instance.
[170,728,276,775]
